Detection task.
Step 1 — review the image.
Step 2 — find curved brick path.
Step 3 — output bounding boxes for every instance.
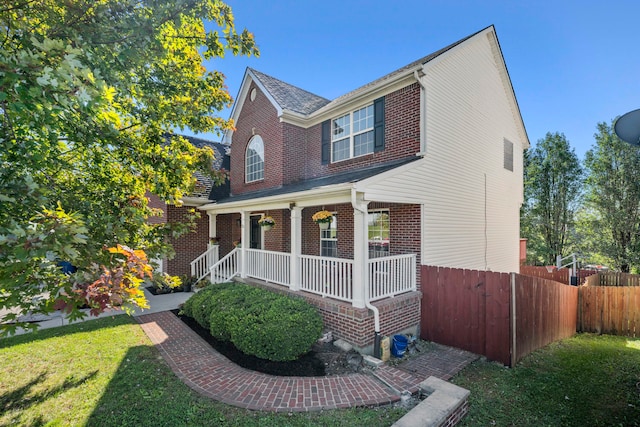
[137,311,424,412]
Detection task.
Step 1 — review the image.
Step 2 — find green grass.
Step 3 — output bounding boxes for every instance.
[452,333,640,426]
[0,316,407,426]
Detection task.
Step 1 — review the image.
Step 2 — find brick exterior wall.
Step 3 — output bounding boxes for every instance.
[165,206,209,277]
[146,193,167,225]
[231,82,421,194]
[301,83,421,179]
[230,81,285,195]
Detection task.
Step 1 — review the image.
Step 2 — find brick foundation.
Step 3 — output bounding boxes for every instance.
[240,277,420,350]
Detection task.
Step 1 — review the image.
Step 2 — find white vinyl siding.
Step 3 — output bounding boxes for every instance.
[360,30,525,273]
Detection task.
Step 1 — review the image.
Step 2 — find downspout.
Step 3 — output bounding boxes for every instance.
[351,188,381,358]
[413,70,427,155]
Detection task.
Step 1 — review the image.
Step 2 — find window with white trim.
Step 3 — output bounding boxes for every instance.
[368,209,390,258]
[332,104,374,162]
[320,214,337,257]
[245,135,264,182]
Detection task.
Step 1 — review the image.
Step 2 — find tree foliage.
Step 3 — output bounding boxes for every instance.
[521,132,582,265]
[583,122,640,272]
[0,0,258,334]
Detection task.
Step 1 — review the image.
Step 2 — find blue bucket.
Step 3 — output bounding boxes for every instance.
[391,334,408,358]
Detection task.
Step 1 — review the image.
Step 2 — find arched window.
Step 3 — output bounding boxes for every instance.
[245,135,264,182]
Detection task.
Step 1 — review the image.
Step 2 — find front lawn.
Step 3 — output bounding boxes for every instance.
[452,333,640,426]
[0,316,406,426]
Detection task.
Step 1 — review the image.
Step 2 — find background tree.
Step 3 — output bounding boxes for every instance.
[0,0,258,334]
[521,132,583,265]
[584,121,640,273]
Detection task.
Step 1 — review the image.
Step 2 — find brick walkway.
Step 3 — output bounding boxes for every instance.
[137,311,477,412]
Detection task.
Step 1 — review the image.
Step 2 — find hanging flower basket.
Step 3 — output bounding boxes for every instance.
[258,215,275,230]
[312,210,333,229]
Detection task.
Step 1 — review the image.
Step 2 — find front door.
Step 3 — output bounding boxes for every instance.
[249,215,263,249]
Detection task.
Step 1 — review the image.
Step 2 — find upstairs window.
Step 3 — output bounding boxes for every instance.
[322,97,384,164]
[332,105,374,162]
[245,135,264,182]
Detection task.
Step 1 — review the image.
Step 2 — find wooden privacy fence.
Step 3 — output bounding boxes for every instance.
[519,265,597,285]
[584,271,640,287]
[579,286,640,336]
[421,265,578,367]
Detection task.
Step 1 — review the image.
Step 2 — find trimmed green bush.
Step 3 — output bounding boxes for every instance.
[228,290,323,362]
[181,282,323,362]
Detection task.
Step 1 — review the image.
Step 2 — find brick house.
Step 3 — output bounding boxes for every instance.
[147,135,230,277]
[186,25,529,354]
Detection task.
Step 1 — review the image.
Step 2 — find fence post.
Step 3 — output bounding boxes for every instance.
[510,272,517,367]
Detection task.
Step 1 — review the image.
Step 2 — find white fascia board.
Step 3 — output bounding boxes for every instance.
[311,72,418,123]
[180,196,212,207]
[198,183,354,214]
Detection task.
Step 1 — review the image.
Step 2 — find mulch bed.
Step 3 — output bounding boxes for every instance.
[172,309,360,377]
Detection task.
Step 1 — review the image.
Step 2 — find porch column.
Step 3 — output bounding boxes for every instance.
[352,199,370,309]
[207,212,217,248]
[240,211,248,278]
[290,206,302,291]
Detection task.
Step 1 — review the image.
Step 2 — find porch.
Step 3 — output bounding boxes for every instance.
[191,246,416,306]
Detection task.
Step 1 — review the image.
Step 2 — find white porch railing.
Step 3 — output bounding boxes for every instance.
[194,248,415,303]
[246,248,291,286]
[190,245,219,282]
[368,254,417,301]
[300,255,354,302]
[209,247,240,284]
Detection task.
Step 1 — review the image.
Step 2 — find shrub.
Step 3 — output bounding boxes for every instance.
[181,283,323,362]
[229,292,323,362]
[181,284,232,328]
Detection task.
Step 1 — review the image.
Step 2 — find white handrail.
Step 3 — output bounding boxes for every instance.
[368,254,416,301]
[209,247,240,283]
[300,254,353,302]
[246,248,291,286]
[190,245,219,282]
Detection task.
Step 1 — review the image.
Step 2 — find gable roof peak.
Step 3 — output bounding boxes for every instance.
[248,68,330,116]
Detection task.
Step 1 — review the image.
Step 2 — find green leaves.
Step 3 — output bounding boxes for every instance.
[0,1,257,332]
[522,132,583,265]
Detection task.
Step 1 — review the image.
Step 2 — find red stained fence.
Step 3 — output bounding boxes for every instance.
[421,265,577,366]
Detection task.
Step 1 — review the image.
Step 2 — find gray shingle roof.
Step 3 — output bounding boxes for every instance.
[249,68,331,115]
[169,134,230,201]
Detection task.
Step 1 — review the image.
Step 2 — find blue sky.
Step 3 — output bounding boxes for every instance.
[194,0,640,160]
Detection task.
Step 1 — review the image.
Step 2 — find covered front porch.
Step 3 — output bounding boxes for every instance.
[192,187,420,309]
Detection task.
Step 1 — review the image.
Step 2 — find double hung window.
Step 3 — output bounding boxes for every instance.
[332,105,374,162]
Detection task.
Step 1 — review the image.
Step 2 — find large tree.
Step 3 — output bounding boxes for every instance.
[584,121,640,272]
[0,0,258,334]
[521,132,582,265]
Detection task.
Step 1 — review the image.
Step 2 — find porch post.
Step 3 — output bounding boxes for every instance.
[207,212,217,248]
[290,206,302,291]
[352,199,370,309]
[240,211,248,278]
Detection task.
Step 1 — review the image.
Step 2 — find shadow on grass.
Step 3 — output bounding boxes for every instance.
[85,345,228,427]
[1,370,98,414]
